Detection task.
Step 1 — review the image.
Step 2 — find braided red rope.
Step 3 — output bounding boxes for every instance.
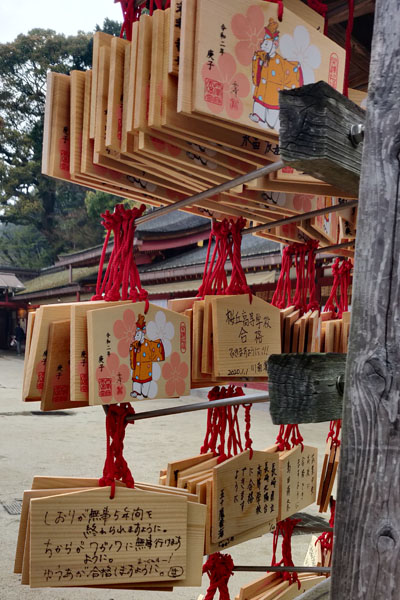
[316,499,336,566]
[200,386,253,463]
[99,403,136,499]
[275,424,304,452]
[272,241,319,315]
[271,246,292,309]
[202,552,234,600]
[327,419,341,447]
[271,518,302,588]
[197,220,231,298]
[324,257,352,317]
[343,0,355,97]
[91,203,148,310]
[226,218,252,303]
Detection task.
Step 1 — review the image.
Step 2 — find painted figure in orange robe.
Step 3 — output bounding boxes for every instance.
[250,18,303,130]
[129,314,165,398]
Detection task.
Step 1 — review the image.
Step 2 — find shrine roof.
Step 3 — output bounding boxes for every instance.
[138,235,279,273]
[136,212,210,238]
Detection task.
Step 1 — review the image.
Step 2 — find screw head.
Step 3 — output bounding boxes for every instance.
[350,124,365,147]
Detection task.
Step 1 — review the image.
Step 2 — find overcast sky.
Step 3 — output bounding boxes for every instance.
[0,0,122,44]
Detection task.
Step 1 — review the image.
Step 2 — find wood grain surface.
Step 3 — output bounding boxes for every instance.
[330,0,400,597]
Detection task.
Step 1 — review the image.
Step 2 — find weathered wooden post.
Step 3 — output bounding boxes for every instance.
[329,0,400,597]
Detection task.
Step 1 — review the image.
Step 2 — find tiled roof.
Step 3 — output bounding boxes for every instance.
[136,211,210,236]
[139,235,279,273]
[16,264,101,295]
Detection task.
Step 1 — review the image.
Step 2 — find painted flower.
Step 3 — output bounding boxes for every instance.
[186,142,218,170]
[95,352,130,403]
[201,52,250,120]
[231,5,266,66]
[113,308,136,357]
[126,175,157,194]
[162,352,189,397]
[150,136,181,158]
[147,310,175,358]
[292,194,314,213]
[279,26,321,84]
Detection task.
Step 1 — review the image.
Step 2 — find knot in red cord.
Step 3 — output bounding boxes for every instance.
[226,218,252,302]
[202,552,234,600]
[275,424,304,452]
[271,518,301,588]
[201,386,252,462]
[99,403,135,499]
[316,499,336,564]
[327,419,341,447]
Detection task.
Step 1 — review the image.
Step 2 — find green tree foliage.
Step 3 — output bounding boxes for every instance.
[84,190,133,221]
[0,223,52,269]
[0,21,121,269]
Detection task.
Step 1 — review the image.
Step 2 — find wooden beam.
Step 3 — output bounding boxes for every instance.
[328,23,371,90]
[327,0,375,25]
[330,0,400,597]
[268,353,346,424]
[279,81,365,197]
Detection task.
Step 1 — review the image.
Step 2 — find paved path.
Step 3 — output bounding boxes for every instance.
[0,350,331,599]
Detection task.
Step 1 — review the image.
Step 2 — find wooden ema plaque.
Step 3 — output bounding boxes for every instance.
[29,486,188,588]
[211,450,279,544]
[192,0,345,137]
[24,303,77,401]
[70,300,131,403]
[87,303,190,405]
[41,320,87,411]
[211,294,281,378]
[15,478,206,589]
[277,445,317,521]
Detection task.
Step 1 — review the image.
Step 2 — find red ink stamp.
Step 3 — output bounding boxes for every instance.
[52,384,69,403]
[180,322,187,353]
[328,53,339,90]
[80,373,88,393]
[98,377,112,397]
[36,371,45,390]
[204,78,223,106]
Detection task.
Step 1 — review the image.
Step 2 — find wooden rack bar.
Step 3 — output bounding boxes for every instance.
[135,161,285,226]
[233,566,331,574]
[244,200,359,235]
[102,393,270,422]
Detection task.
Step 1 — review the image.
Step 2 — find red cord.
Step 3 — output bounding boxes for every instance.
[263,0,284,21]
[226,218,252,303]
[203,552,234,600]
[316,499,336,565]
[343,0,355,97]
[307,0,328,35]
[197,220,231,298]
[324,258,352,317]
[99,403,136,499]
[275,424,304,452]
[271,246,292,309]
[327,419,341,447]
[92,203,148,310]
[201,386,252,463]
[271,518,302,588]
